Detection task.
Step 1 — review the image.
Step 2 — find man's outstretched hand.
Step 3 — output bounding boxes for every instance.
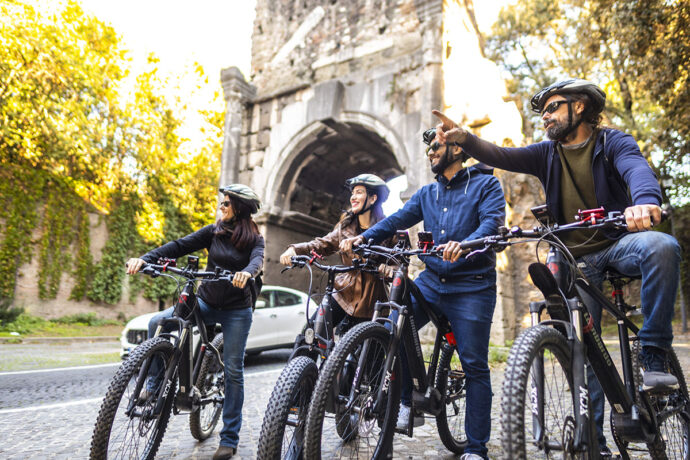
[432,110,468,145]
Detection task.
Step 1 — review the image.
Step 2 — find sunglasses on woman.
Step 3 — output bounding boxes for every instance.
[219,200,231,208]
[541,99,568,116]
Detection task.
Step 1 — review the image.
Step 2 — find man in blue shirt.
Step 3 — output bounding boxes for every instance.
[341,129,506,460]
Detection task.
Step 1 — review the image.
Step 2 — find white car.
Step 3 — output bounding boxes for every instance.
[120,285,309,359]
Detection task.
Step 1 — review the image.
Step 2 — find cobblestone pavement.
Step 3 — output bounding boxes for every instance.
[0,334,688,459]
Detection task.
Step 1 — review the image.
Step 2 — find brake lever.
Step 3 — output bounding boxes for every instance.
[465,245,491,259]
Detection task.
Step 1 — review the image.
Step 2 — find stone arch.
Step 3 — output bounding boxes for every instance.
[264,112,408,223]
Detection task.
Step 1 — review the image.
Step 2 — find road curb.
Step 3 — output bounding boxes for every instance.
[0,336,119,345]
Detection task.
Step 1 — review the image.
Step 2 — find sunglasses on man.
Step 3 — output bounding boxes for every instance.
[541,99,569,116]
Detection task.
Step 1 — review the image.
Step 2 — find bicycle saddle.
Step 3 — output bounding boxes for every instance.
[603,267,640,282]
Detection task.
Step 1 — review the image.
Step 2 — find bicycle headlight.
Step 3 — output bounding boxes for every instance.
[304,327,314,345]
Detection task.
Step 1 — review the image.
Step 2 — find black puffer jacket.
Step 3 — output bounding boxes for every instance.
[142,224,264,309]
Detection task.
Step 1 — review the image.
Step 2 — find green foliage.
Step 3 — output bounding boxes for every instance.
[0,312,46,334]
[87,194,141,304]
[51,312,119,327]
[0,1,223,308]
[0,298,24,326]
[69,207,93,300]
[0,164,44,299]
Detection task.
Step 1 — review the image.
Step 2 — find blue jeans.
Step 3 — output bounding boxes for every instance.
[575,231,681,449]
[394,277,496,460]
[147,298,253,448]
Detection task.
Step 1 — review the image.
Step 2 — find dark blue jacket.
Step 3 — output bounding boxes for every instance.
[460,128,661,238]
[361,165,506,293]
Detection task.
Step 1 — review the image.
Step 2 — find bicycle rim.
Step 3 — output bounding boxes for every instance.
[91,338,176,460]
[502,326,591,459]
[435,343,468,453]
[304,321,400,459]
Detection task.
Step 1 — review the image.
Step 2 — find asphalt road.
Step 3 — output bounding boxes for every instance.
[0,336,687,459]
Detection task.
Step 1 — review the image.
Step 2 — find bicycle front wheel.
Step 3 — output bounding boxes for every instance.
[501,325,596,459]
[303,321,400,459]
[90,337,177,460]
[190,333,225,441]
[435,342,468,454]
[257,355,319,459]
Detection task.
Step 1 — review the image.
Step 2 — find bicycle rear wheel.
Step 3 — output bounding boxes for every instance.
[257,356,319,459]
[435,343,468,454]
[501,325,596,459]
[631,341,690,459]
[303,321,399,459]
[90,337,177,460]
[190,333,225,441]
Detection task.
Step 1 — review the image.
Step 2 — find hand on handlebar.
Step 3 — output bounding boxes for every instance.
[340,235,364,253]
[377,263,395,280]
[280,247,297,265]
[624,204,662,232]
[125,258,146,275]
[437,240,468,263]
[233,271,251,288]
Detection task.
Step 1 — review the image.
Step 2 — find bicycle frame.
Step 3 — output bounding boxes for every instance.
[349,245,452,425]
[127,264,230,419]
[286,255,375,363]
[528,243,660,448]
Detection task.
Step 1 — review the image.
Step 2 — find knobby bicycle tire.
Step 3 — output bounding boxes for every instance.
[435,343,468,454]
[501,325,597,459]
[90,337,177,460]
[303,321,400,460]
[189,333,225,441]
[257,356,319,459]
[630,340,690,459]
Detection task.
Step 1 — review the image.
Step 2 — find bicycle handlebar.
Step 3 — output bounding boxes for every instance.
[288,254,378,274]
[353,242,444,260]
[457,208,670,255]
[138,262,245,284]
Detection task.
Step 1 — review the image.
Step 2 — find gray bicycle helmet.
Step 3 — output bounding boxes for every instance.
[530,79,606,114]
[345,174,390,203]
[218,184,262,214]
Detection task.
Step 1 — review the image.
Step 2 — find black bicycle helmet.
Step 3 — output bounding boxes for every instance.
[422,128,467,164]
[218,184,262,214]
[530,79,606,114]
[345,174,390,203]
[423,128,437,146]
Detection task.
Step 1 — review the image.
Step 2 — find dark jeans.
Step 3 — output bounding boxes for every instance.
[576,231,681,449]
[147,298,253,448]
[393,277,496,460]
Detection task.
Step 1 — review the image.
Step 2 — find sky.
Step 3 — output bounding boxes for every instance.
[76,0,512,215]
[80,0,256,82]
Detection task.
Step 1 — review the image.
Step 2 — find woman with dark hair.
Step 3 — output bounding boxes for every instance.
[126,184,264,460]
[279,174,393,330]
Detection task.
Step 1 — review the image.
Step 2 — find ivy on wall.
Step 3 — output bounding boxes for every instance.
[69,207,93,301]
[0,165,44,299]
[87,193,141,305]
[0,165,96,302]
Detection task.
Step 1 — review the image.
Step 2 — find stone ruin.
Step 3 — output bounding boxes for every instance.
[219,0,544,343]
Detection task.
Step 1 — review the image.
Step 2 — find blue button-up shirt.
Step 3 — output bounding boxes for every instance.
[362,165,506,293]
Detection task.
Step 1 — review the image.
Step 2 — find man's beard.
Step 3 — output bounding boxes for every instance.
[430,152,452,174]
[545,114,580,142]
